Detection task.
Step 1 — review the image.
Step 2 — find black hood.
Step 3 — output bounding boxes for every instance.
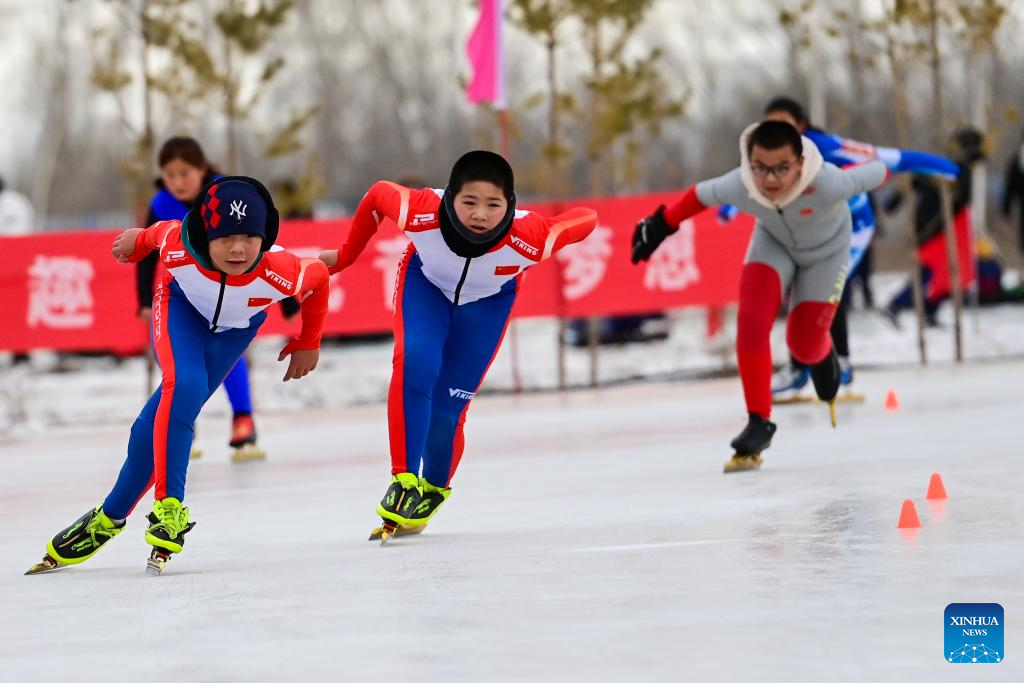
[439,150,517,258]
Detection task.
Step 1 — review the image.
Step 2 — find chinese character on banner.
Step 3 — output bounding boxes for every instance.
[373,236,411,311]
[643,219,700,291]
[27,256,96,329]
[557,226,613,301]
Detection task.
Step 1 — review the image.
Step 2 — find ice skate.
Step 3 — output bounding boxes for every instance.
[402,478,451,528]
[774,356,863,406]
[144,498,195,575]
[372,472,420,545]
[811,349,841,428]
[725,413,776,473]
[229,414,265,462]
[26,505,125,575]
[771,363,812,405]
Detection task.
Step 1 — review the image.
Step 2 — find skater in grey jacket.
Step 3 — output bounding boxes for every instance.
[631,120,887,472]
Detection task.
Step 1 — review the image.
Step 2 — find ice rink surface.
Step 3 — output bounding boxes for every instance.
[2,359,1023,681]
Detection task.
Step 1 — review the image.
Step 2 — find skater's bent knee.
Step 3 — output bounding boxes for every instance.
[786,302,836,364]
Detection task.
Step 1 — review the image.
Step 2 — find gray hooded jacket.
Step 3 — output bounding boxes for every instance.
[695,123,887,265]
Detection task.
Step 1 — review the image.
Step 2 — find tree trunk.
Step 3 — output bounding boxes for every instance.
[30,1,70,230]
[927,0,944,149]
[845,0,868,135]
[224,40,238,173]
[137,0,156,226]
[586,21,603,197]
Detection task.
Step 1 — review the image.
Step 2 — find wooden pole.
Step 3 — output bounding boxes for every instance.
[587,317,599,388]
[939,180,964,362]
[899,175,928,365]
[911,258,928,365]
[556,257,567,391]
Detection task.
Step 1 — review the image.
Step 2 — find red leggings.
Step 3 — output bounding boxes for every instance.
[736,263,838,418]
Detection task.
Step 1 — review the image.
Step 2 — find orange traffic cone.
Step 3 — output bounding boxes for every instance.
[926,472,948,500]
[898,499,922,529]
[885,389,900,412]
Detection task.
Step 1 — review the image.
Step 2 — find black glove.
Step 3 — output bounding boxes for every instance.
[630,205,675,264]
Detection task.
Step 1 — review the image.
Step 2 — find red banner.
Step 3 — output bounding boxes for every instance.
[0,192,754,353]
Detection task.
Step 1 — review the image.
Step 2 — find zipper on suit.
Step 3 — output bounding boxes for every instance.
[453,258,471,305]
[776,207,798,246]
[210,273,227,331]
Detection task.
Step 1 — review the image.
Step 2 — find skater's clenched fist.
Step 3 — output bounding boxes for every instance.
[630,205,675,264]
[112,228,143,263]
[278,345,319,382]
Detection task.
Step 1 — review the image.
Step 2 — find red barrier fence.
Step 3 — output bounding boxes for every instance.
[0,191,754,353]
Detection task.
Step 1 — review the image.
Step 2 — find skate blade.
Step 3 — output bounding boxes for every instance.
[368,524,425,541]
[375,521,403,546]
[773,395,814,405]
[231,444,266,463]
[146,548,171,576]
[724,453,763,473]
[189,447,203,459]
[828,400,837,428]
[25,555,65,575]
[775,393,864,406]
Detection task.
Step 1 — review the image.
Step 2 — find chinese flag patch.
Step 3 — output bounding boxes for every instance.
[248,297,273,307]
[800,208,814,216]
[494,265,520,276]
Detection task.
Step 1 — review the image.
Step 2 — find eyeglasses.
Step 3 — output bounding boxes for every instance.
[750,161,797,179]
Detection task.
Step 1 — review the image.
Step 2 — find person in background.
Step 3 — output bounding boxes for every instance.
[999,126,1024,267]
[882,127,983,326]
[0,174,36,235]
[758,97,957,398]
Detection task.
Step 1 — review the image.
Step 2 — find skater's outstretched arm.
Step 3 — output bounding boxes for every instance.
[277,257,330,381]
[322,181,431,274]
[525,207,598,260]
[632,170,738,263]
[819,160,889,203]
[112,220,180,264]
[806,129,959,179]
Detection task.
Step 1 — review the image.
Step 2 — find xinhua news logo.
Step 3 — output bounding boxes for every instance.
[945,603,1003,663]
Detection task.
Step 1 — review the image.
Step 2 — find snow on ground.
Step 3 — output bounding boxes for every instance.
[2,357,1022,681]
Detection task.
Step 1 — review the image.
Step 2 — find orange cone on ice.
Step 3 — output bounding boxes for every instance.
[898,499,922,529]
[884,389,900,412]
[926,472,948,500]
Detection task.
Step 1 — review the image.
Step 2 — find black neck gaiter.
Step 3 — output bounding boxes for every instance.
[438,188,517,258]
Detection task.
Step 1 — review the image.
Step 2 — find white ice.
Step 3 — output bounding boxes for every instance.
[2,360,1023,681]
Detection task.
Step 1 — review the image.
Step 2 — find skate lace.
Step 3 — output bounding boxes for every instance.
[152,503,187,536]
[80,515,117,550]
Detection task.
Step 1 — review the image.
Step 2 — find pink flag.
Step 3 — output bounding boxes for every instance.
[466,0,505,109]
